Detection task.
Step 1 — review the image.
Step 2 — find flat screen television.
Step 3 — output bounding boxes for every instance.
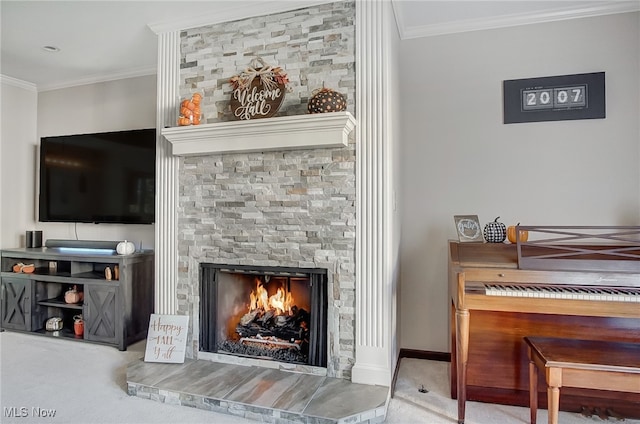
[39,128,156,224]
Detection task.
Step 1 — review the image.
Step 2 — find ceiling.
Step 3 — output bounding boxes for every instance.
[1,1,638,91]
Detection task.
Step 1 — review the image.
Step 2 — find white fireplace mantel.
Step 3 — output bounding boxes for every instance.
[162,111,355,156]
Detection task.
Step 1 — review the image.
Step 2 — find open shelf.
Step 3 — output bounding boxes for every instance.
[33,328,84,341]
[72,270,117,280]
[1,269,117,282]
[38,297,83,310]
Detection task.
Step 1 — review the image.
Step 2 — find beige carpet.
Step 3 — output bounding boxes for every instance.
[388,357,640,424]
[1,332,638,424]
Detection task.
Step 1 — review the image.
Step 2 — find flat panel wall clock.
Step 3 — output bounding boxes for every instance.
[503,72,605,124]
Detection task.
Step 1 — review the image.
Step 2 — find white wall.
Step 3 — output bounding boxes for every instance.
[398,12,640,352]
[0,78,38,249]
[1,75,157,249]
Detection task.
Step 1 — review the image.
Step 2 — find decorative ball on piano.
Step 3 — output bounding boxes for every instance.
[483,216,507,243]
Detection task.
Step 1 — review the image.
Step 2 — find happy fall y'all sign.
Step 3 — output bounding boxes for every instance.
[144,314,189,363]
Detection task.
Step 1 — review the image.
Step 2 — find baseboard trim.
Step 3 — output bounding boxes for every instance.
[400,348,451,362]
[391,349,451,397]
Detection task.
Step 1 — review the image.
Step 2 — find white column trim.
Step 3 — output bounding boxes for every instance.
[154,31,180,314]
[352,0,393,387]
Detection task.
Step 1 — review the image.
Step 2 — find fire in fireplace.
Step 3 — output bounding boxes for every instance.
[223,274,311,363]
[200,264,328,367]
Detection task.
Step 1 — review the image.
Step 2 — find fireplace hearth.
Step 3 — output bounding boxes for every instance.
[200,264,328,368]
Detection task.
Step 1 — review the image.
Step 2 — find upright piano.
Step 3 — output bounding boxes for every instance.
[448,228,640,423]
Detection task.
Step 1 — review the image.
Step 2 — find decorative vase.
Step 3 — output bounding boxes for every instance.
[73,315,84,337]
[177,92,203,126]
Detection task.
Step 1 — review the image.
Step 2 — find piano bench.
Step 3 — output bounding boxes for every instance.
[524,336,640,424]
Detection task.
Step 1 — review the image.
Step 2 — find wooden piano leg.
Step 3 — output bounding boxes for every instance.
[456,308,470,424]
[547,386,560,424]
[546,368,561,424]
[528,353,538,424]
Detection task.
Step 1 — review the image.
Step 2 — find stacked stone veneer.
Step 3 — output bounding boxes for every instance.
[179,1,355,121]
[175,2,356,379]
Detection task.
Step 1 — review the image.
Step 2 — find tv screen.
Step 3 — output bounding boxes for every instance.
[39,129,156,224]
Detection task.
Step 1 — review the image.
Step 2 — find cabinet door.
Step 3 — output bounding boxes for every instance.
[84,285,120,346]
[1,278,32,331]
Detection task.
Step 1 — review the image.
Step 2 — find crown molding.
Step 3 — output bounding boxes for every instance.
[398,1,640,40]
[37,66,157,93]
[0,75,37,92]
[148,0,335,34]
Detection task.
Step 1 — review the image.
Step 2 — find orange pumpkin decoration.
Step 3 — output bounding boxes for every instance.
[65,285,82,304]
[178,116,191,126]
[507,223,529,244]
[13,263,35,273]
[177,93,203,126]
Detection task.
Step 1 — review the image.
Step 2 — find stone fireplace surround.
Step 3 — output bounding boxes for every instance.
[165,113,357,379]
[151,0,398,388]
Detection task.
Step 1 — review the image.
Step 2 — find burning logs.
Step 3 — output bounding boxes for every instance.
[236,306,310,348]
[217,339,307,364]
[217,306,311,364]
[222,278,313,364]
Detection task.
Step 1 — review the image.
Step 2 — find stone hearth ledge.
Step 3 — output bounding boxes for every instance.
[162,111,356,156]
[126,358,389,424]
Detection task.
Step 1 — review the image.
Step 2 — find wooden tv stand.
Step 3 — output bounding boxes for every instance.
[0,247,154,350]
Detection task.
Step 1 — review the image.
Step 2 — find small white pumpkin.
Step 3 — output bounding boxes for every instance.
[116,240,136,255]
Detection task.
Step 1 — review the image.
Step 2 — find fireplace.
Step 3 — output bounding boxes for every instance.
[199,264,328,368]
[175,145,356,379]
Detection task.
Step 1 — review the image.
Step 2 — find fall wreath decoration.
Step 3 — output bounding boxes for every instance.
[229,57,290,121]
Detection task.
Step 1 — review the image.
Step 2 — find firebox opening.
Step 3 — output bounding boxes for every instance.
[218,273,312,364]
[200,264,328,368]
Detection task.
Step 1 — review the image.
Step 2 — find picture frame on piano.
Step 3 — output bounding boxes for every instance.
[454,215,484,243]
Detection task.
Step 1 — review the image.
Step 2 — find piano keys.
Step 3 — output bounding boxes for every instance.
[483,283,640,302]
[448,240,640,424]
